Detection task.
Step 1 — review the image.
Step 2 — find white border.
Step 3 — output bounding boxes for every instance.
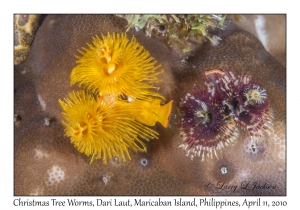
[3,0,297,208]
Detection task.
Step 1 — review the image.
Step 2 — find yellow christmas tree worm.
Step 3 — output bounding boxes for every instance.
[58,90,159,164]
[70,33,165,102]
[99,94,173,128]
[116,98,173,128]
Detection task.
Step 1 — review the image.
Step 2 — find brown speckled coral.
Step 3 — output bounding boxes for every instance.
[14,15,286,195]
[14,14,41,65]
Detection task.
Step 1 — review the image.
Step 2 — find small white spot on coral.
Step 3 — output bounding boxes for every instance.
[48,19,57,27]
[44,117,51,126]
[278,150,285,160]
[29,187,44,196]
[245,139,259,155]
[101,172,113,185]
[211,35,222,46]
[47,165,65,186]
[109,157,122,167]
[220,166,228,175]
[34,148,49,161]
[38,95,46,110]
[20,67,27,74]
[237,170,250,181]
[102,175,110,185]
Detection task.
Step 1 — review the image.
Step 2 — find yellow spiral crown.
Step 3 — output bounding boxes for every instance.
[59,33,173,164]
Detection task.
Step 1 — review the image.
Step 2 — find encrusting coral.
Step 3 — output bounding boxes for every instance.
[117,14,227,56]
[14,14,41,65]
[14,15,286,196]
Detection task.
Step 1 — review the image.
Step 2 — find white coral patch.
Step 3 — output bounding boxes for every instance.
[278,146,285,160]
[47,165,65,186]
[29,187,44,196]
[245,139,259,155]
[237,169,251,181]
[38,95,46,110]
[34,148,49,161]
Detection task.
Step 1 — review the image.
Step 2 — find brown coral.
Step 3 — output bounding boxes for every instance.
[14,14,41,65]
[14,14,285,195]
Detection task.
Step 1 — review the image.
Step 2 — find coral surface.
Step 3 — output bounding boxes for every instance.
[14,14,41,65]
[14,14,286,195]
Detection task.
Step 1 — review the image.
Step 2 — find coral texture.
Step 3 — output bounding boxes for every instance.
[14,14,41,65]
[233,15,286,67]
[14,15,285,195]
[117,14,226,57]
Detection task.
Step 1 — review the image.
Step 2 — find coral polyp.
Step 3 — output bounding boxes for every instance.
[244,87,267,105]
[70,33,165,102]
[179,69,273,161]
[179,86,239,161]
[58,91,158,164]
